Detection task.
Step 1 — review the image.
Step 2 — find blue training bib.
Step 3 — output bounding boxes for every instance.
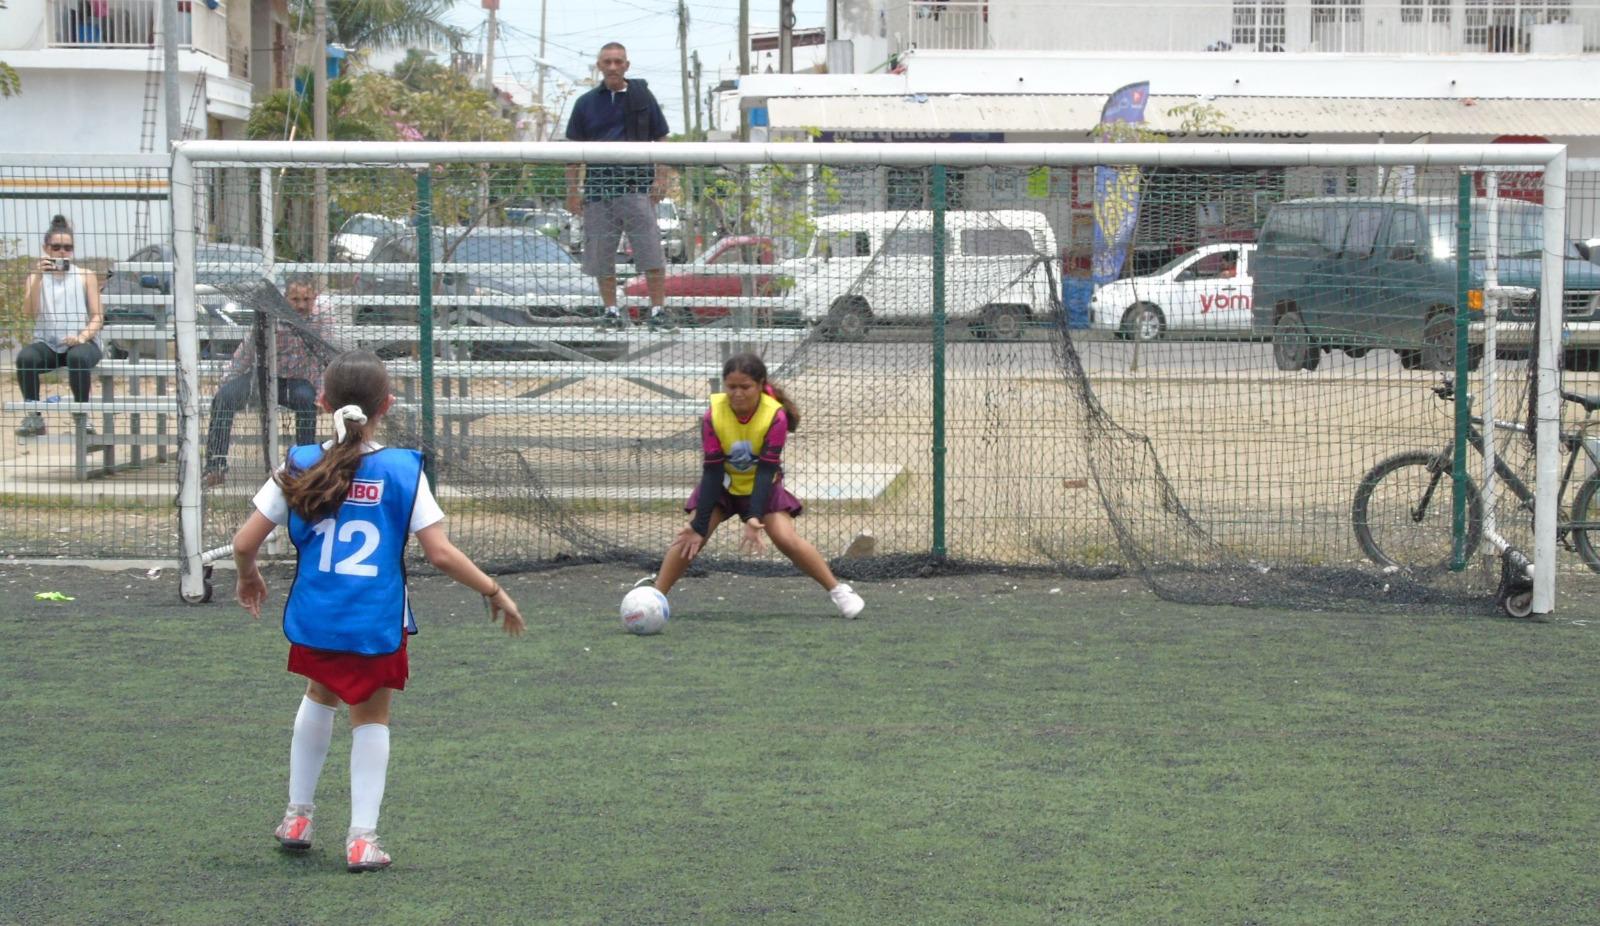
[282,446,423,655]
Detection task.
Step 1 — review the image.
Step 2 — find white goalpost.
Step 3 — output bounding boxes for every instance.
[165,140,1572,613]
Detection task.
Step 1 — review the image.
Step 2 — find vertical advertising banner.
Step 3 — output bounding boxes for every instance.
[1091,82,1150,285]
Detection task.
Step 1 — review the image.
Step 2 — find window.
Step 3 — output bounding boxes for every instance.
[1428,0,1451,23]
[1232,1,1257,45]
[1384,209,1423,256]
[882,230,937,257]
[1401,0,1423,22]
[1232,0,1285,48]
[818,231,871,258]
[1343,208,1387,259]
[1317,208,1353,256]
[886,169,923,210]
[1185,250,1240,279]
[1261,207,1322,257]
[884,168,966,209]
[960,228,1037,257]
[1464,0,1489,44]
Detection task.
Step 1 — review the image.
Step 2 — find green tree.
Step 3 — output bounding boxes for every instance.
[0,0,20,98]
[309,0,464,53]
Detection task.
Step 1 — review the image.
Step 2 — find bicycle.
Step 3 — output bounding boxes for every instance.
[1351,376,1600,596]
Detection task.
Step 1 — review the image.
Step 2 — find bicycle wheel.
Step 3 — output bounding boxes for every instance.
[1353,450,1484,572]
[1571,473,1600,575]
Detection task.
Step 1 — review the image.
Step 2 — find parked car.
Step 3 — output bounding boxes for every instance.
[1252,196,1600,371]
[352,226,602,359]
[780,210,1058,340]
[509,207,577,254]
[1090,243,1256,341]
[100,242,269,357]
[332,213,407,262]
[615,199,689,265]
[621,235,787,324]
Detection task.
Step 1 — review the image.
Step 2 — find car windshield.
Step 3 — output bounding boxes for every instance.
[438,233,574,264]
[657,202,678,221]
[1425,203,1546,259]
[195,247,265,283]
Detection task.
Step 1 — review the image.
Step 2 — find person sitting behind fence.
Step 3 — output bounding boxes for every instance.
[203,276,334,488]
[15,215,104,438]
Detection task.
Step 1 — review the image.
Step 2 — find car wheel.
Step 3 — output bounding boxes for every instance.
[1421,310,1457,371]
[824,296,870,342]
[1119,303,1165,343]
[1272,309,1317,371]
[981,304,1029,341]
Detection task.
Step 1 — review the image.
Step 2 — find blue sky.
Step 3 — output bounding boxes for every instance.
[442,0,828,134]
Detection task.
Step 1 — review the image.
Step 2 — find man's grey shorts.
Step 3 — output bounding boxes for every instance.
[581,192,666,277]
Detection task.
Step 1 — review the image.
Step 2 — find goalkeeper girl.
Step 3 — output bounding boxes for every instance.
[648,352,864,619]
[231,349,524,872]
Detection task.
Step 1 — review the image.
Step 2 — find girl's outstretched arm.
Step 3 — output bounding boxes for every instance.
[415,524,525,635]
[232,511,277,618]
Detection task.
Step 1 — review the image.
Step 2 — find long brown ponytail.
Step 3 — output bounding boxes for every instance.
[276,350,391,521]
[723,351,800,432]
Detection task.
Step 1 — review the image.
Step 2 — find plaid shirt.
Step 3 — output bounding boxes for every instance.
[226,294,334,390]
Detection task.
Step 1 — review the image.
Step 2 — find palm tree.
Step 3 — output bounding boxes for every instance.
[305,0,465,54]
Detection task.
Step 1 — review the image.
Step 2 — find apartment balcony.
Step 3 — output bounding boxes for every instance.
[906,0,1600,55]
[45,0,229,62]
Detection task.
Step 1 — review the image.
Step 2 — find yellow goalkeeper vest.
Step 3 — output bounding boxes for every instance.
[708,392,782,496]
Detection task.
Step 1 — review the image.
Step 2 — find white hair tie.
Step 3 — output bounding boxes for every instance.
[332,404,368,443]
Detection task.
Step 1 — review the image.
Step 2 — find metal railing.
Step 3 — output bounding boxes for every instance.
[46,0,229,61]
[905,0,1600,54]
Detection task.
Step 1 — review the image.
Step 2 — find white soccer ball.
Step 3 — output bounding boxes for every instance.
[620,586,670,635]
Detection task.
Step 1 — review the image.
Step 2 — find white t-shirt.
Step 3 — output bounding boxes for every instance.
[252,441,444,532]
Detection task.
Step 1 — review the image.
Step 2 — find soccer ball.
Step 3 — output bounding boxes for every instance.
[620,586,670,635]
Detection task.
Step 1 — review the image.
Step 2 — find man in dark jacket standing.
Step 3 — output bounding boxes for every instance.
[565,41,676,330]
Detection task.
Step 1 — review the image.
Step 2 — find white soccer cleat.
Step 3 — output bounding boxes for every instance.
[273,804,314,852]
[829,583,864,620]
[632,574,658,589]
[346,830,392,872]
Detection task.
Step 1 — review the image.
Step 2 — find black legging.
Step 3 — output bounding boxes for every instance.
[16,341,103,403]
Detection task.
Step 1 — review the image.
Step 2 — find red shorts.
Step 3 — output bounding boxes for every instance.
[287,637,409,705]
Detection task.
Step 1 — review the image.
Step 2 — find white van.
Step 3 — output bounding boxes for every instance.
[781,210,1059,340]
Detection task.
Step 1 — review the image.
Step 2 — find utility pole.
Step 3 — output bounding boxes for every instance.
[161,0,180,144]
[312,0,329,268]
[535,0,548,139]
[691,51,703,136]
[738,0,750,143]
[779,0,796,74]
[483,1,497,98]
[676,0,691,137]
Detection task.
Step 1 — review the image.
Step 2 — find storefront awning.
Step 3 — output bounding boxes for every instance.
[764,94,1600,138]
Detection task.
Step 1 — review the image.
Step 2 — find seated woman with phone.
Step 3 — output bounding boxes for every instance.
[14,214,104,437]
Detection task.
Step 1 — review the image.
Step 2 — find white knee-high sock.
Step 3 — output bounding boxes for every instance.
[287,697,336,807]
[349,723,390,833]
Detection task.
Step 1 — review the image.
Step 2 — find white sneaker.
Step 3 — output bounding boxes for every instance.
[273,803,314,852]
[633,574,657,589]
[829,583,864,619]
[346,829,392,872]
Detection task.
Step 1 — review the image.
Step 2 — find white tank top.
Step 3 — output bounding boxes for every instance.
[34,269,94,352]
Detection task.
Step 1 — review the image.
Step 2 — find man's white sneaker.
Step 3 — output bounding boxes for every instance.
[829,583,864,619]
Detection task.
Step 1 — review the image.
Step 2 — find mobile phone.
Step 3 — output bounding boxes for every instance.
[51,258,70,272]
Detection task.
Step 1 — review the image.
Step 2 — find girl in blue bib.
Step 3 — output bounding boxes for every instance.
[646,352,865,620]
[231,350,524,872]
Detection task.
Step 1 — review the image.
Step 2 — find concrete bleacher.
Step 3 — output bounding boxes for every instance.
[6,321,808,480]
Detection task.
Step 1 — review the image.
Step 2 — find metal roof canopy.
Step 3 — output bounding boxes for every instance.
[765,95,1600,138]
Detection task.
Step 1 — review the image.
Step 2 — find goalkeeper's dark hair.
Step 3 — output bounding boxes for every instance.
[724,351,799,432]
[276,350,391,521]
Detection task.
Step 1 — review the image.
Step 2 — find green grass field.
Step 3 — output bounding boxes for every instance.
[2,562,1597,925]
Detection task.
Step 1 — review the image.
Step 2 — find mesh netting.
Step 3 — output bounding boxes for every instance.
[5,151,1598,611]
